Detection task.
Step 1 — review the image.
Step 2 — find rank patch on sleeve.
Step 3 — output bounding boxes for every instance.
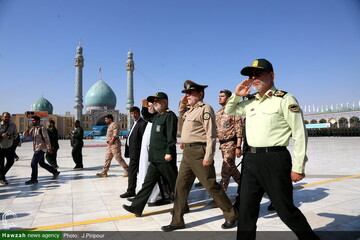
[203,112,211,120]
[289,104,300,112]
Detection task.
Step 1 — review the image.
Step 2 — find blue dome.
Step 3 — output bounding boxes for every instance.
[31,97,53,114]
[85,80,117,110]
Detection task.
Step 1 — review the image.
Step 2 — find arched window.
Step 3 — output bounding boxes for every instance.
[338,117,348,128]
[350,116,360,127]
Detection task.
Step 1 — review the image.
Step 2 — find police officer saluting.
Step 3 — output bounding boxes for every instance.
[161,80,237,232]
[225,59,319,240]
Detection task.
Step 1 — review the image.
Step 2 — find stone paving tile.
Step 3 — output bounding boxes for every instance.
[0,137,359,235]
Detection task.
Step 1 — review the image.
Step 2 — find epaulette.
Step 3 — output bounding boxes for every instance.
[243,93,256,101]
[198,102,205,107]
[166,109,171,112]
[274,90,288,98]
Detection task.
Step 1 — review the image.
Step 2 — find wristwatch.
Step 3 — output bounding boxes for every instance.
[236,146,241,150]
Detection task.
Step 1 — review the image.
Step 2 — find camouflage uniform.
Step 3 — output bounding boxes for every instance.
[102,122,128,173]
[216,107,242,190]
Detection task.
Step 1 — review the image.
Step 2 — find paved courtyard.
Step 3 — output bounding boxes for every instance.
[0,137,359,239]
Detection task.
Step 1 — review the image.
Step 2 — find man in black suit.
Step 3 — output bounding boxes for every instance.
[120,106,148,198]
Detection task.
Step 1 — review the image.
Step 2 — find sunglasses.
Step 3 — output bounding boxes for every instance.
[248,70,266,79]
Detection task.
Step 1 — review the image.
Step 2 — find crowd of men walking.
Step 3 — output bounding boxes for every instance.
[0,58,320,239]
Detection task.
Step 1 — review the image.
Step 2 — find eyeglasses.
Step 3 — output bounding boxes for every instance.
[248,70,266,79]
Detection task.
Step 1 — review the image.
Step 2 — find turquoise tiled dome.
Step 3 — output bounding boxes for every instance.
[31,97,53,114]
[85,80,117,110]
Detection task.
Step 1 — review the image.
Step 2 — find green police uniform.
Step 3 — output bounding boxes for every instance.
[225,86,319,240]
[226,87,308,173]
[71,126,84,168]
[129,106,178,214]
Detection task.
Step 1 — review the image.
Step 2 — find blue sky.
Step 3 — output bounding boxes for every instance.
[0,0,359,116]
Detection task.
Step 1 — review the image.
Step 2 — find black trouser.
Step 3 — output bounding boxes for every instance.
[72,146,83,168]
[237,149,319,240]
[46,148,59,168]
[0,147,14,181]
[127,158,139,193]
[31,151,58,181]
[131,162,178,213]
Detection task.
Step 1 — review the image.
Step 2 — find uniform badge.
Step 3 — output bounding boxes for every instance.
[203,112,210,120]
[274,90,288,98]
[252,60,259,67]
[289,104,300,112]
[156,125,161,132]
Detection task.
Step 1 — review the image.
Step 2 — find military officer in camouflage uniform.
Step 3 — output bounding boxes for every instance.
[216,89,242,191]
[97,114,128,177]
[161,80,237,232]
[123,92,178,216]
[225,59,319,240]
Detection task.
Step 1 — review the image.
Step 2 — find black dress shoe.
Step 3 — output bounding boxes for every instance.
[161,225,185,232]
[148,199,171,207]
[52,171,60,180]
[0,180,9,185]
[120,191,136,198]
[122,204,141,217]
[25,179,38,185]
[221,219,237,229]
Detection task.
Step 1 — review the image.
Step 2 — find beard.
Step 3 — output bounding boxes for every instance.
[154,102,166,113]
[148,107,155,114]
[187,96,199,107]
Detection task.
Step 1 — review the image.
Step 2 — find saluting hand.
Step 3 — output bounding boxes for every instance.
[142,99,148,107]
[180,95,188,104]
[291,171,305,183]
[234,78,253,96]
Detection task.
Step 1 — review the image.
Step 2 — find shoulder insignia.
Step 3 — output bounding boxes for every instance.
[166,109,171,112]
[243,93,256,101]
[274,90,288,98]
[289,104,300,112]
[203,112,211,120]
[198,102,205,107]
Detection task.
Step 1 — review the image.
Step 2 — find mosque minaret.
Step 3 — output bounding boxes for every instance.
[126,51,135,130]
[74,43,84,123]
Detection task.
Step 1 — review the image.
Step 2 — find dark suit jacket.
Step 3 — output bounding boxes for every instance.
[125,118,147,159]
[71,126,84,148]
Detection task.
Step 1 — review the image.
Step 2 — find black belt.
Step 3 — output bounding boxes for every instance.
[219,136,237,144]
[249,146,287,154]
[184,142,206,148]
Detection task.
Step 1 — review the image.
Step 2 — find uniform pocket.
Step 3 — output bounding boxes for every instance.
[261,110,279,126]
